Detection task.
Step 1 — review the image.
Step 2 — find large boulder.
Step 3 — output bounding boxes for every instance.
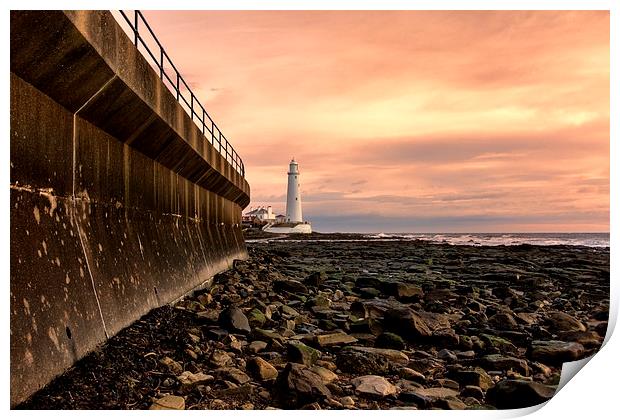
[546,311,586,333]
[274,279,308,295]
[287,341,321,366]
[352,375,398,397]
[276,363,332,408]
[529,340,586,365]
[447,368,494,391]
[384,307,432,340]
[477,354,530,376]
[247,357,278,381]
[218,306,251,334]
[487,380,555,409]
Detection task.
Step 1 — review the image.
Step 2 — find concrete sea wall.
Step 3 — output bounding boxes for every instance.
[10,10,250,406]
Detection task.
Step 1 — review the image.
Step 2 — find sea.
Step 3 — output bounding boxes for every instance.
[364,232,609,248]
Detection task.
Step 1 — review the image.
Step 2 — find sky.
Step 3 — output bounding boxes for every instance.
[139,10,609,233]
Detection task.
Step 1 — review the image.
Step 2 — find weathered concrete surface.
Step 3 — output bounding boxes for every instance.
[10,10,249,406]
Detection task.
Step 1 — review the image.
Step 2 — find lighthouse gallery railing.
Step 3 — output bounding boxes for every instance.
[118,10,245,177]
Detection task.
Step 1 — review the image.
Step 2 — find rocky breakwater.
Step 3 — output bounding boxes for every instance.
[18,238,609,410]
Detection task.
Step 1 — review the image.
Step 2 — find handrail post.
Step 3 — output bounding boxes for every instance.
[134,11,138,45]
[176,73,180,100]
[159,48,163,78]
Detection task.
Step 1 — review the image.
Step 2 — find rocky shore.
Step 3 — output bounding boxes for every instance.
[18,236,609,410]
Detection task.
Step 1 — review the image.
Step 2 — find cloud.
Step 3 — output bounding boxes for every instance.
[141,10,609,232]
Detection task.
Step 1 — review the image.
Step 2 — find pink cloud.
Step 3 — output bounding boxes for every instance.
[140,10,609,232]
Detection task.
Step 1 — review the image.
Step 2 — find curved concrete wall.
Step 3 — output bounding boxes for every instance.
[10,11,250,406]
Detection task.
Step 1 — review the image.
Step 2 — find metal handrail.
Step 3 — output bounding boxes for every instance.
[119,10,245,177]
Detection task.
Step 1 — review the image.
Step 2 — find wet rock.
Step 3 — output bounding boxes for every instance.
[336,347,390,375]
[447,367,494,391]
[177,371,214,393]
[375,332,406,350]
[595,321,608,337]
[276,363,332,408]
[252,328,283,342]
[281,305,300,317]
[436,397,467,410]
[301,402,322,409]
[359,287,381,298]
[352,375,398,397]
[287,341,321,366]
[210,349,232,367]
[224,367,251,384]
[398,391,433,408]
[411,387,460,399]
[437,348,458,363]
[306,271,328,287]
[529,340,586,365]
[434,378,460,390]
[487,379,556,409]
[398,367,426,383]
[546,311,586,332]
[159,356,183,374]
[149,395,185,410]
[488,312,518,330]
[247,308,267,327]
[319,319,339,331]
[461,385,485,400]
[247,357,278,381]
[431,329,460,347]
[248,340,268,354]
[309,365,339,384]
[382,282,424,301]
[480,334,518,354]
[218,306,251,334]
[355,276,383,289]
[274,279,308,294]
[350,317,383,335]
[558,330,602,348]
[347,346,409,364]
[384,307,432,339]
[478,354,530,376]
[314,332,358,347]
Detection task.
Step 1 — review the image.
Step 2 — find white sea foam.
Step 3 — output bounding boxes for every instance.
[365,232,609,248]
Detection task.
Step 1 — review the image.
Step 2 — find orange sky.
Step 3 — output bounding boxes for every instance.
[140,10,609,232]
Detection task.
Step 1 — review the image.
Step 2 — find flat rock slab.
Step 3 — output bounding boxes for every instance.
[352,375,398,397]
[177,371,214,392]
[347,346,410,364]
[412,387,460,399]
[149,395,185,410]
[314,332,358,346]
[529,340,586,364]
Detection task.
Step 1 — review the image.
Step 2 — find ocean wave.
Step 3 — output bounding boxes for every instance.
[363,233,609,248]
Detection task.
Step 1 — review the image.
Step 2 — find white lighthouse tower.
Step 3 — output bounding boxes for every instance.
[263,159,312,234]
[286,159,303,222]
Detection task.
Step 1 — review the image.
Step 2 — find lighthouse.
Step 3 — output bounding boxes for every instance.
[286,159,303,222]
[262,159,312,234]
